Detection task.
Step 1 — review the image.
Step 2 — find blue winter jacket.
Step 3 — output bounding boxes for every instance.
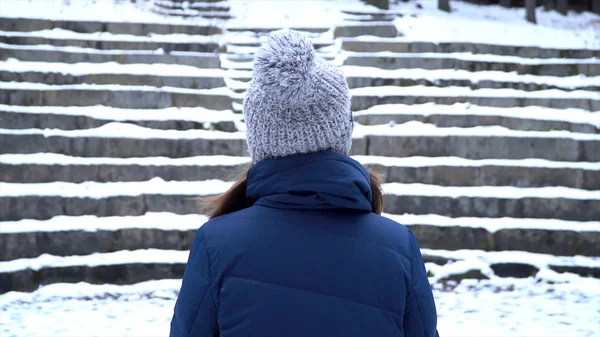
[170,151,438,337]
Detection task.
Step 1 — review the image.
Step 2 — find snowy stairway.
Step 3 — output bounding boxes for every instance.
[151,0,232,20]
[1,14,600,293]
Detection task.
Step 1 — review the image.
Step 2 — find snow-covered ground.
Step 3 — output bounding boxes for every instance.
[1,275,599,337]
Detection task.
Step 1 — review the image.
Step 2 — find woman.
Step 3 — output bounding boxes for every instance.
[170,29,438,337]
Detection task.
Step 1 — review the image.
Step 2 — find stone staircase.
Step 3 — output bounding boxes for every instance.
[1,6,599,293]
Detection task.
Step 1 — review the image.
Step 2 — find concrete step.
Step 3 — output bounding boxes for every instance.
[151,7,234,19]
[342,67,600,92]
[341,39,600,59]
[0,17,222,35]
[353,103,599,133]
[342,53,600,76]
[225,26,330,34]
[334,23,400,38]
[0,82,234,110]
[1,213,597,263]
[1,179,598,221]
[2,122,597,161]
[356,123,600,161]
[0,123,368,158]
[0,31,220,53]
[1,246,597,293]
[0,43,222,67]
[1,153,598,190]
[154,0,230,11]
[350,86,600,111]
[0,105,241,131]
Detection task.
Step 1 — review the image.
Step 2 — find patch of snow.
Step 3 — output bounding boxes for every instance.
[353,121,600,141]
[0,249,190,273]
[0,104,241,123]
[341,66,600,91]
[0,153,251,166]
[391,0,600,49]
[385,214,600,233]
[0,177,233,198]
[0,122,246,139]
[382,183,600,200]
[353,103,600,127]
[0,58,251,77]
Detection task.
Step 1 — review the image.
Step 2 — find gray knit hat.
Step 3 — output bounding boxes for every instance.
[243,29,353,162]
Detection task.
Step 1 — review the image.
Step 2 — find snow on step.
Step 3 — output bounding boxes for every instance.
[0,42,219,57]
[2,153,597,171]
[0,81,235,95]
[0,178,233,198]
[0,153,251,166]
[1,179,597,200]
[0,105,242,124]
[3,121,599,141]
[0,213,208,233]
[353,103,600,127]
[385,214,600,233]
[0,28,219,43]
[1,247,597,274]
[350,85,600,100]
[1,212,597,235]
[341,66,600,91]
[0,249,190,273]
[0,58,251,78]
[340,50,600,65]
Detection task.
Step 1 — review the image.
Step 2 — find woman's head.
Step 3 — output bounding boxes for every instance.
[242,29,353,162]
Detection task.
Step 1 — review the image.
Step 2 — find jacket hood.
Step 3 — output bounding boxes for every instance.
[246,151,372,212]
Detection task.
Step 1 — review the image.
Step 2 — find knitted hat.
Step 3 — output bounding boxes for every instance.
[243,29,353,162]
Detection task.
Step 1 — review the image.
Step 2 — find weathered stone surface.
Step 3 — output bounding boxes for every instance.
[490,263,539,278]
[0,229,196,261]
[352,94,599,111]
[0,18,222,35]
[334,23,398,38]
[364,163,598,190]
[0,263,187,293]
[422,254,455,266]
[354,113,598,133]
[344,55,600,76]
[384,194,600,221]
[367,135,599,161]
[408,225,491,250]
[0,134,248,157]
[0,163,248,183]
[0,88,232,110]
[0,110,238,131]
[0,71,226,89]
[578,232,600,257]
[0,46,222,67]
[346,76,599,93]
[549,265,600,278]
[493,229,580,256]
[438,269,490,283]
[0,134,366,158]
[341,40,600,59]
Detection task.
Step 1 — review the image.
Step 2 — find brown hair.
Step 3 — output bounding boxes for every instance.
[202,166,385,219]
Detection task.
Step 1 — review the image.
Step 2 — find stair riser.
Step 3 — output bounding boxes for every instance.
[0,36,220,53]
[0,89,232,110]
[2,194,597,221]
[346,77,598,92]
[344,56,600,76]
[367,135,599,161]
[0,111,238,131]
[354,114,599,133]
[334,25,399,38]
[0,18,222,35]
[341,40,600,59]
[1,226,596,262]
[0,47,222,67]
[1,163,596,190]
[0,71,226,89]
[352,95,600,112]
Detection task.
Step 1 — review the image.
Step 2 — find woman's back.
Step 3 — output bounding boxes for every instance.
[170,152,438,337]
